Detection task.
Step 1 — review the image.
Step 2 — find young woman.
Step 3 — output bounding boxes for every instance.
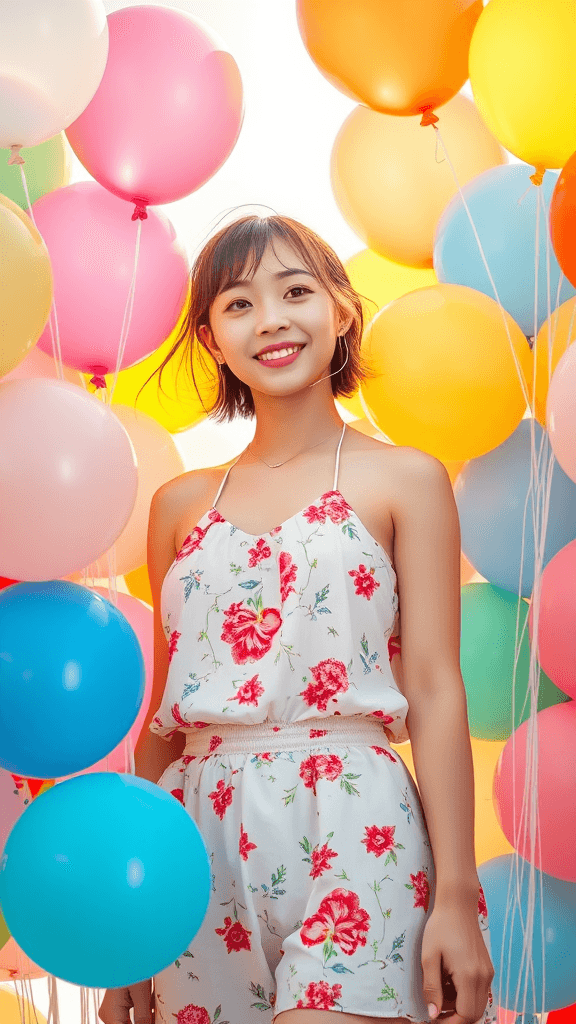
[98,215,496,1024]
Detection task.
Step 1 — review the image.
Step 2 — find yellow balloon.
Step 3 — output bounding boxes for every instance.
[124,563,153,606]
[345,248,438,326]
[82,298,219,434]
[0,989,47,1024]
[0,193,53,377]
[360,283,532,461]
[469,0,576,170]
[533,297,576,428]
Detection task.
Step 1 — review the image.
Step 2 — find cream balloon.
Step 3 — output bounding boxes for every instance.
[0,0,109,148]
[0,344,84,388]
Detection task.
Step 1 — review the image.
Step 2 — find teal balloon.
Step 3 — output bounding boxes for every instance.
[0,773,211,988]
[478,854,576,1012]
[0,134,70,210]
[434,164,576,336]
[0,907,9,952]
[461,583,570,741]
[0,581,145,779]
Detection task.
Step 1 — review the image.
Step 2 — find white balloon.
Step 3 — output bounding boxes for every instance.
[0,0,109,149]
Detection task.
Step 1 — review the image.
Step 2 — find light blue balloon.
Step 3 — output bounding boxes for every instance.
[478,854,576,1012]
[0,581,145,778]
[454,419,576,597]
[0,773,211,988]
[434,164,576,336]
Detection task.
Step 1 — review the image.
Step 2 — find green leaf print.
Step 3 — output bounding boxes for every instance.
[323,938,338,964]
[239,579,261,589]
[377,983,399,1004]
[340,773,361,796]
[330,963,354,974]
[335,869,350,880]
[249,982,273,1010]
[299,836,313,855]
[283,785,297,806]
[271,865,287,888]
[214,1007,221,1021]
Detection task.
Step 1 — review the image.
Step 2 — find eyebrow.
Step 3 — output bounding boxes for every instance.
[219,268,316,296]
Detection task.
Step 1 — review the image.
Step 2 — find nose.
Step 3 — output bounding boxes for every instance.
[255,300,291,335]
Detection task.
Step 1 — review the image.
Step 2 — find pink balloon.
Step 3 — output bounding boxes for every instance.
[493,702,576,882]
[0,343,83,387]
[0,379,138,581]
[547,340,576,484]
[55,587,153,779]
[0,938,47,981]
[65,6,244,209]
[0,769,28,861]
[528,540,576,699]
[33,181,189,376]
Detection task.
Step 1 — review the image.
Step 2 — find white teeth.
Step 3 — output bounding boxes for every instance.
[257,346,302,361]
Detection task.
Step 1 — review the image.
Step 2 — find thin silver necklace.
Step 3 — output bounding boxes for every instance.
[246,423,345,469]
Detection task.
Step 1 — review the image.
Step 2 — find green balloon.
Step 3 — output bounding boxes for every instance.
[460,582,571,741]
[0,134,70,210]
[0,907,9,952]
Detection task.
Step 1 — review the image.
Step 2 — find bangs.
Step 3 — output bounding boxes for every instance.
[209,218,320,301]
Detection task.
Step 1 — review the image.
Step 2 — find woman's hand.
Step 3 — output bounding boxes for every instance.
[421,905,495,1024]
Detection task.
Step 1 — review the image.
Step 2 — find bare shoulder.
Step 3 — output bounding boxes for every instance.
[374,443,451,512]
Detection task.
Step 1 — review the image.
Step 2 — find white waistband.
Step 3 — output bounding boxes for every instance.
[182,715,392,756]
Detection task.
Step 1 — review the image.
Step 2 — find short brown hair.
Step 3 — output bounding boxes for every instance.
[136,213,379,424]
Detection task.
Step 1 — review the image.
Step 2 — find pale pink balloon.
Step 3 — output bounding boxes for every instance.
[528,540,576,699]
[0,379,138,581]
[547,340,576,484]
[0,769,27,861]
[33,181,189,376]
[0,340,84,386]
[493,702,576,882]
[54,587,153,778]
[65,5,244,208]
[0,938,46,981]
[497,1008,518,1024]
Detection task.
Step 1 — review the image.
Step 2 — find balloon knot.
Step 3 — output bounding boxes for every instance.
[529,166,546,187]
[132,202,148,221]
[8,144,24,165]
[88,365,109,390]
[420,109,439,128]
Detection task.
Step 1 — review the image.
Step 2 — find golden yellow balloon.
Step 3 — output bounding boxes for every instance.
[360,284,533,461]
[124,563,153,606]
[345,248,438,328]
[0,989,47,1024]
[82,298,219,434]
[331,94,506,269]
[533,297,576,428]
[469,0,576,170]
[0,193,53,377]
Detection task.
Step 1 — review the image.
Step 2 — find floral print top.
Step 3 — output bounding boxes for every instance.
[150,421,409,746]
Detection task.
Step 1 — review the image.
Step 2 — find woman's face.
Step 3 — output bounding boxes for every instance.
[198,238,351,392]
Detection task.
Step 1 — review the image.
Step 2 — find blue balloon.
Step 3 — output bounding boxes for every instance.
[434,164,576,336]
[478,855,576,1012]
[454,419,576,597]
[0,773,211,988]
[0,581,145,778]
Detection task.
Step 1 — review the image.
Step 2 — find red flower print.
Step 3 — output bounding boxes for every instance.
[362,824,396,858]
[215,915,252,953]
[310,842,338,879]
[173,1003,212,1024]
[348,563,380,599]
[478,884,488,918]
[228,675,265,706]
[309,728,328,738]
[193,721,211,729]
[388,634,401,659]
[170,788,184,805]
[371,710,395,726]
[254,751,273,761]
[247,537,272,567]
[182,754,197,766]
[296,980,342,1010]
[167,629,181,663]
[209,735,223,753]
[299,658,349,712]
[175,512,224,566]
[371,745,398,763]
[408,869,431,912]
[299,753,343,795]
[279,549,297,602]
[300,888,370,955]
[221,600,282,665]
[239,823,257,861]
[170,702,188,726]
[208,779,234,820]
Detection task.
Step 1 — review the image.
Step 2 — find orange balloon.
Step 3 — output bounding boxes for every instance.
[533,297,576,428]
[331,94,506,268]
[550,152,576,288]
[296,0,483,116]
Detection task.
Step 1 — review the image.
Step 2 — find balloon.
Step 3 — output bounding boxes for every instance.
[0,193,53,377]
[0,989,47,1024]
[533,297,576,428]
[0,773,211,988]
[66,5,243,209]
[493,703,576,882]
[0,911,8,953]
[454,419,576,597]
[359,283,531,461]
[32,182,189,377]
[344,248,437,327]
[0,134,71,209]
[296,0,483,116]
[550,151,576,289]
[124,564,153,607]
[0,769,29,861]
[54,586,154,778]
[331,93,506,269]
[0,339,84,388]
[469,0,576,170]
[0,379,138,581]
[546,340,576,483]
[528,540,576,700]
[0,0,108,149]
[434,165,576,336]
[0,581,144,779]
[0,936,47,981]
[459,583,569,741]
[478,854,576,1011]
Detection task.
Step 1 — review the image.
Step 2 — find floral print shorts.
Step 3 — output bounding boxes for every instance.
[153,717,496,1024]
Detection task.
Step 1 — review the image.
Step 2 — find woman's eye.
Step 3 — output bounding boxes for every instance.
[226,286,311,311]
